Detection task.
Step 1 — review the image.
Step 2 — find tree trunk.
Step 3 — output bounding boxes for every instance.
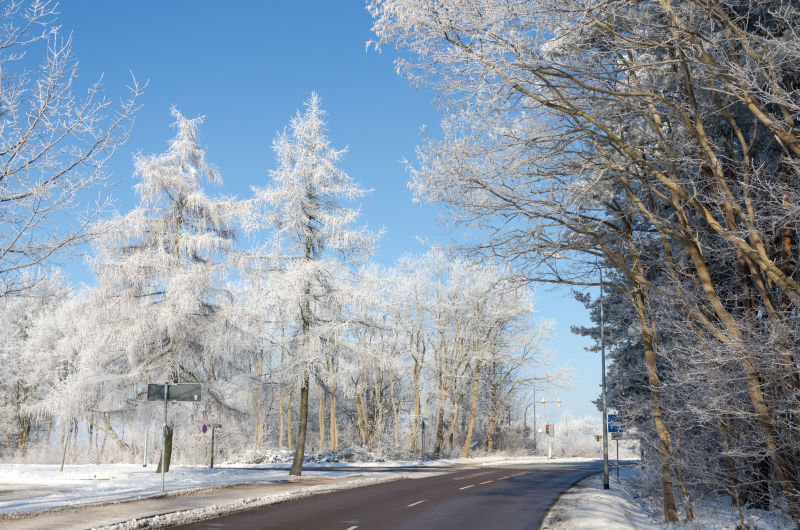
[632,280,679,523]
[390,370,399,448]
[356,379,369,445]
[446,395,460,458]
[409,356,422,451]
[461,361,482,457]
[672,428,694,521]
[278,389,285,449]
[329,391,338,452]
[60,420,72,472]
[287,389,293,450]
[317,383,325,453]
[290,372,310,476]
[433,387,446,457]
[487,415,496,453]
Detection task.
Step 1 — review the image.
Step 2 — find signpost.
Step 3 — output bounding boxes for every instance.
[607,414,624,479]
[147,383,202,493]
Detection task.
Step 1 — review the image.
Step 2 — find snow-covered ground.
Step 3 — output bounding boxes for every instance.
[542,466,795,529]
[0,455,558,515]
[0,463,357,514]
[9,456,790,529]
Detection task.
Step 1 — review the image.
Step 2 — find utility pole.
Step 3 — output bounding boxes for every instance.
[600,267,610,490]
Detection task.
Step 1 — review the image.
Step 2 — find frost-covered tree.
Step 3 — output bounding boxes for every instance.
[245,93,376,476]
[370,0,800,522]
[40,108,239,469]
[0,272,70,456]
[0,0,140,296]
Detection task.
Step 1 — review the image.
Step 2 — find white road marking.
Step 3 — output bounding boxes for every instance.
[499,475,510,480]
[479,480,493,484]
[407,499,427,507]
[344,526,359,530]
[459,484,474,490]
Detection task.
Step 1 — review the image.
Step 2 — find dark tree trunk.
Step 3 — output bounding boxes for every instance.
[290,372,310,476]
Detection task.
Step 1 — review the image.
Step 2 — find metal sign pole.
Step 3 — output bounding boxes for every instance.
[210,425,215,469]
[161,382,168,494]
[143,426,148,467]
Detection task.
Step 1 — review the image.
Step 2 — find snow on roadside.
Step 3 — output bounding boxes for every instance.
[542,466,794,530]
[0,455,547,516]
[0,464,358,514]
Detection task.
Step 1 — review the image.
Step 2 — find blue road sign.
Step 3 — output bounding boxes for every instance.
[608,414,623,433]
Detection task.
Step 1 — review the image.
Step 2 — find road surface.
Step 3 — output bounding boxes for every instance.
[174,461,601,529]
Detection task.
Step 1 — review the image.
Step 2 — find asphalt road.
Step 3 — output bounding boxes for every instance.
[173,461,602,530]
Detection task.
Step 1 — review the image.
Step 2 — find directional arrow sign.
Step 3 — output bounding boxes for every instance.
[147,383,202,402]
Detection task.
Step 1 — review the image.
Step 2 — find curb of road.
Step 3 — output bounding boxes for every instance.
[101,471,433,530]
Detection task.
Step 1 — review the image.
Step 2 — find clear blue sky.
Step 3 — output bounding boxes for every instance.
[57,1,600,421]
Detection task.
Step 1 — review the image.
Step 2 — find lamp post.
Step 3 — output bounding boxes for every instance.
[600,267,610,490]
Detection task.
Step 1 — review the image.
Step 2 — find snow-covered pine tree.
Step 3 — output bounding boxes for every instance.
[245,93,376,476]
[44,108,239,469]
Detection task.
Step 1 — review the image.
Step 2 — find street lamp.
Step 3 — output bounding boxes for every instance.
[600,266,610,490]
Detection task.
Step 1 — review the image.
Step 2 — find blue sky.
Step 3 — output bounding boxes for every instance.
[57,2,600,421]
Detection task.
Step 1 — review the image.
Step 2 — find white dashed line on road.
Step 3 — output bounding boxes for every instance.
[407,499,427,507]
[459,484,474,490]
[344,526,359,530]
[479,480,493,484]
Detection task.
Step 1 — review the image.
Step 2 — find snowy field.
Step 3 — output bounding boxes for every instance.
[542,466,795,529]
[0,463,359,514]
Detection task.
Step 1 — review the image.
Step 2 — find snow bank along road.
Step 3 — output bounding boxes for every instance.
[174,461,602,530]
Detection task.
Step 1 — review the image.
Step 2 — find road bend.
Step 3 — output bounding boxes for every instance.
[173,461,601,530]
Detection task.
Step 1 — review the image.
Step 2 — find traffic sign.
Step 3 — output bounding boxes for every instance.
[202,424,208,434]
[607,414,623,433]
[147,383,202,402]
[611,432,623,440]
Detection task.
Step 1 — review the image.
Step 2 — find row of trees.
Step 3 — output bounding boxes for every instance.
[0,7,558,473]
[370,0,800,524]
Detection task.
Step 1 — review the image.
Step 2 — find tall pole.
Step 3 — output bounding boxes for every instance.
[143,426,148,467]
[601,267,610,489]
[161,382,168,494]
[533,380,537,454]
[210,425,215,469]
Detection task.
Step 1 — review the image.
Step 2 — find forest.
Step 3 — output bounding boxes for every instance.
[0,1,559,482]
[3,0,800,525]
